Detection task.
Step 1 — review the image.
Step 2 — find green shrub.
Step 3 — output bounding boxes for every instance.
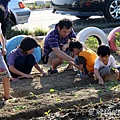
[115,32,120,48]
[34,28,47,36]
[45,2,51,8]
[6,27,32,39]
[6,25,48,39]
[85,36,99,52]
[25,1,51,10]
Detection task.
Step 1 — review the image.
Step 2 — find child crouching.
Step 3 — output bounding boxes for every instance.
[7,37,48,82]
[94,44,120,85]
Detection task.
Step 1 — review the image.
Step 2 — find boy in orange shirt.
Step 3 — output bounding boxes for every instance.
[69,40,98,77]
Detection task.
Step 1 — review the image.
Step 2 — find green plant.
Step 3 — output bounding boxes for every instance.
[25,1,51,10]
[114,32,120,48]
[85,36,99,52]
[99,98,103,103]
[29,92,35,96]
[74,94,78,98]
[34,28,47,36]
[50,89,55,93]
[88,83,93,87]
[111,86,117,90]
[58,107,63,112]
[44,109,51,116]
[90,102,93,107]
[6,25,48,39]
[55,98,60,102]
[45,2,51,8]
[25,2,44,10]
[73,104,81,110]
[13,105,27,110]
[63,60,68,64]
[98,90,105,95]
[6,26,32,39]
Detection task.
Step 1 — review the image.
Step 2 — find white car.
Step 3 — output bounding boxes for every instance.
[8,0,31,25]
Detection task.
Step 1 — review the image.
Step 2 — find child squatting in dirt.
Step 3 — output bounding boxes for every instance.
[0,5,14,101]
[69,40,98,77]
[7,37,48,82]
[94,44,120,85]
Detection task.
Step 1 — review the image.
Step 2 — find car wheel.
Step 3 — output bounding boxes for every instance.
[104,0,120,22]
[76,16,90,19]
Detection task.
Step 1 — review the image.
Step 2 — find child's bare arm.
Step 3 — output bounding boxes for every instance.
[34,63,48,76]
[94,68,104,85]
[114,68,120,79]
[9,66,32,78]
[0,34,6,55]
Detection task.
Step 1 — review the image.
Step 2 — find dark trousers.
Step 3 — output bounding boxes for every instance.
[10,54,35,78]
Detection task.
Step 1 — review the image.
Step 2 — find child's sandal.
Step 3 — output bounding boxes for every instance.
[2,95,16,104]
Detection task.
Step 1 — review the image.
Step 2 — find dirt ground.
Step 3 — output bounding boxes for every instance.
[0,52,120,120]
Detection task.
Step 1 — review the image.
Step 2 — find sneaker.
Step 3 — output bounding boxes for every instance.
[2,95,16,104]
[48,68,58,74]
[88,72,94,77]
[10,77,19,82]
[77,73,88,78]
[64,68,75,71]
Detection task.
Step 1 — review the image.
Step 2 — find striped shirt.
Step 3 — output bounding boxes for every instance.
[43,25,76,55]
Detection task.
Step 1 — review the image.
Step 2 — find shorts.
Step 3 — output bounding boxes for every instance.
[0,50,10,79]
[99,66,120,77]
[98,67,110,77]
[48,48,73,66]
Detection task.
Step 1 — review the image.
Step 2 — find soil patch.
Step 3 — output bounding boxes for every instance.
[0,52,120,120]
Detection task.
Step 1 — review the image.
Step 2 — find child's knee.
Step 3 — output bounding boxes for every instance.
[53,58,62,64]
[100,67,110,76]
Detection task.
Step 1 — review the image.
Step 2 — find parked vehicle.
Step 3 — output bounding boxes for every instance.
[8,0,31,25]
[51,0,120,22]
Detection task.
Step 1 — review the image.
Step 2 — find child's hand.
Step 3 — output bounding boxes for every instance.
[42,72,48,77]
[115,69,119,77]
[98,78,104,85]
[61,44,67,52]
[23,74,33,79]
[68,61,75,66]
[2,48,7,56]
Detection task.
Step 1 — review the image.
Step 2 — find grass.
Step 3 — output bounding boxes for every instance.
[84,35,120,52]
[115,32,120,47]
[85,36,99,52]
[34,28,48,36]
[6,24,48,39]
[25,1,51,10]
